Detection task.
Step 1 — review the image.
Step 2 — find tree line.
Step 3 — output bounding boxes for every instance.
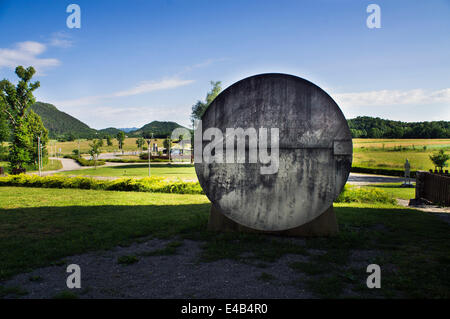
[348,116,450,139]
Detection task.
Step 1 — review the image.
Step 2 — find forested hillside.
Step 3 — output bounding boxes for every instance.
[348,116,450,138]
[31,102,97,139]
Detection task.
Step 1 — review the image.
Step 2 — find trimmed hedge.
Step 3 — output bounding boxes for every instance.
[351,166,416,178]
[139,153,169,161]
[0,174,204,195]
[105,158,169,163]
[64,155,106,167]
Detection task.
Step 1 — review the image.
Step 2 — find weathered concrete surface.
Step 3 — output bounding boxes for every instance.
[195,73,352,231]
[208,204,339,237]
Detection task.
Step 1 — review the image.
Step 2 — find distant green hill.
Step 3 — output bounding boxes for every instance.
[130,121,188,138]
[31,102,96,139]
[30,102,187,140]
[97,127,123,136]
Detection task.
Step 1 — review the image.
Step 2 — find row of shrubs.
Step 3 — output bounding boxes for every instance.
[0,174,204,195]
[105,158,168,163]
[351,166,416,178]
[64,155,106,167]
[139,154,169,160]
[335,185,396,204]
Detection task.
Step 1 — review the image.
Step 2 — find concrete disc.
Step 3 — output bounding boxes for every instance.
[195,73,352,231]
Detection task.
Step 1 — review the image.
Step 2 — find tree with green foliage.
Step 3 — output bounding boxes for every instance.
[106,135,113,146]
[0,103,9,160]
[190,81,222,161]
[26,110,49,167]
[190,81,222,122]
[136,137,145,151]
[163,136,171,150]
[429,150,450,171]
[116,131,125,154]
[0,66,40,174]
[66,132,76,142]
[88,138,103,170]
[348,116,450,139]
[0,105,9,144]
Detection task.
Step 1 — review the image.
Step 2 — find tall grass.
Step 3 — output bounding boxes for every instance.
[335,185,396,204]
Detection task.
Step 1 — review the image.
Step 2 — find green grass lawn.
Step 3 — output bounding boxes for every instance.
[353,149,440,170]
[352,138,450,171]
[0,186,449,298]
[364,183,415,200]
[48,137,167,155]
[58,164,197,180]
[0,159,63,172]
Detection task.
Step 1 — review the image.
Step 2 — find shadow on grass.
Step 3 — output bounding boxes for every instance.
[0,203,210,281]
[0,203,449,298]
[364,183,415,189]
[106,164,194,170]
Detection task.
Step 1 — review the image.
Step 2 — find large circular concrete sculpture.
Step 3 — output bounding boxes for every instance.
[195,73,352,232]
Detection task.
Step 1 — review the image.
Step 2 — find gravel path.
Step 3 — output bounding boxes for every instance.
[1,238,316,299]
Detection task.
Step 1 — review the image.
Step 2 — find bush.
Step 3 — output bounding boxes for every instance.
[139,153,169,161]
[335,185,396,204]
[0,174,204,195]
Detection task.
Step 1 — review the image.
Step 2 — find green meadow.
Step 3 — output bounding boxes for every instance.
[58,164,197,180]
[0,186,448,298]
[353,138,450,170]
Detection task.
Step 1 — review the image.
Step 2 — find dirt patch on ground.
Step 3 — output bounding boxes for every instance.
[1,239,317,299]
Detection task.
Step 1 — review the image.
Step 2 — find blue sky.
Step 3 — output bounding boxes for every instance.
[0,0,449,129]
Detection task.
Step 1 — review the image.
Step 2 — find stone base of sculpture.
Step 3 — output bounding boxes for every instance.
[207,204,339,237]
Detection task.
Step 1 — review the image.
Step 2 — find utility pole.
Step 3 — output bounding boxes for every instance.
[168,137,171,163]
[191,120,194,164]
[37,135,41,177]
[146,133,154,177]
[146,139,151,177]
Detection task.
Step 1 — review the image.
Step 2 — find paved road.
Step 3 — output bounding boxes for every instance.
[35,157,134,176]
[37,159,412,186]
[347,173,412,185]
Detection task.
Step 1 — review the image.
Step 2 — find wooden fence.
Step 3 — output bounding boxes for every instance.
[415,171,450,206]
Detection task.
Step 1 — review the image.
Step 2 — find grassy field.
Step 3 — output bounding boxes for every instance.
[0,159,63,172]
[0,186,448,298]
[47,138,167,155]
[58,164,197,180]
[364,183,415,200]
[353,138,450,171]
[46,138,450,172]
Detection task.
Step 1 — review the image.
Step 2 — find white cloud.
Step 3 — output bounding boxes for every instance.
[175,57,229,76]
[67,105,191,129]
[0,41,60,74]
[51,77,195,107]
[48,32,73,48]
[333,88,450,107]
[114,78,194,97]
